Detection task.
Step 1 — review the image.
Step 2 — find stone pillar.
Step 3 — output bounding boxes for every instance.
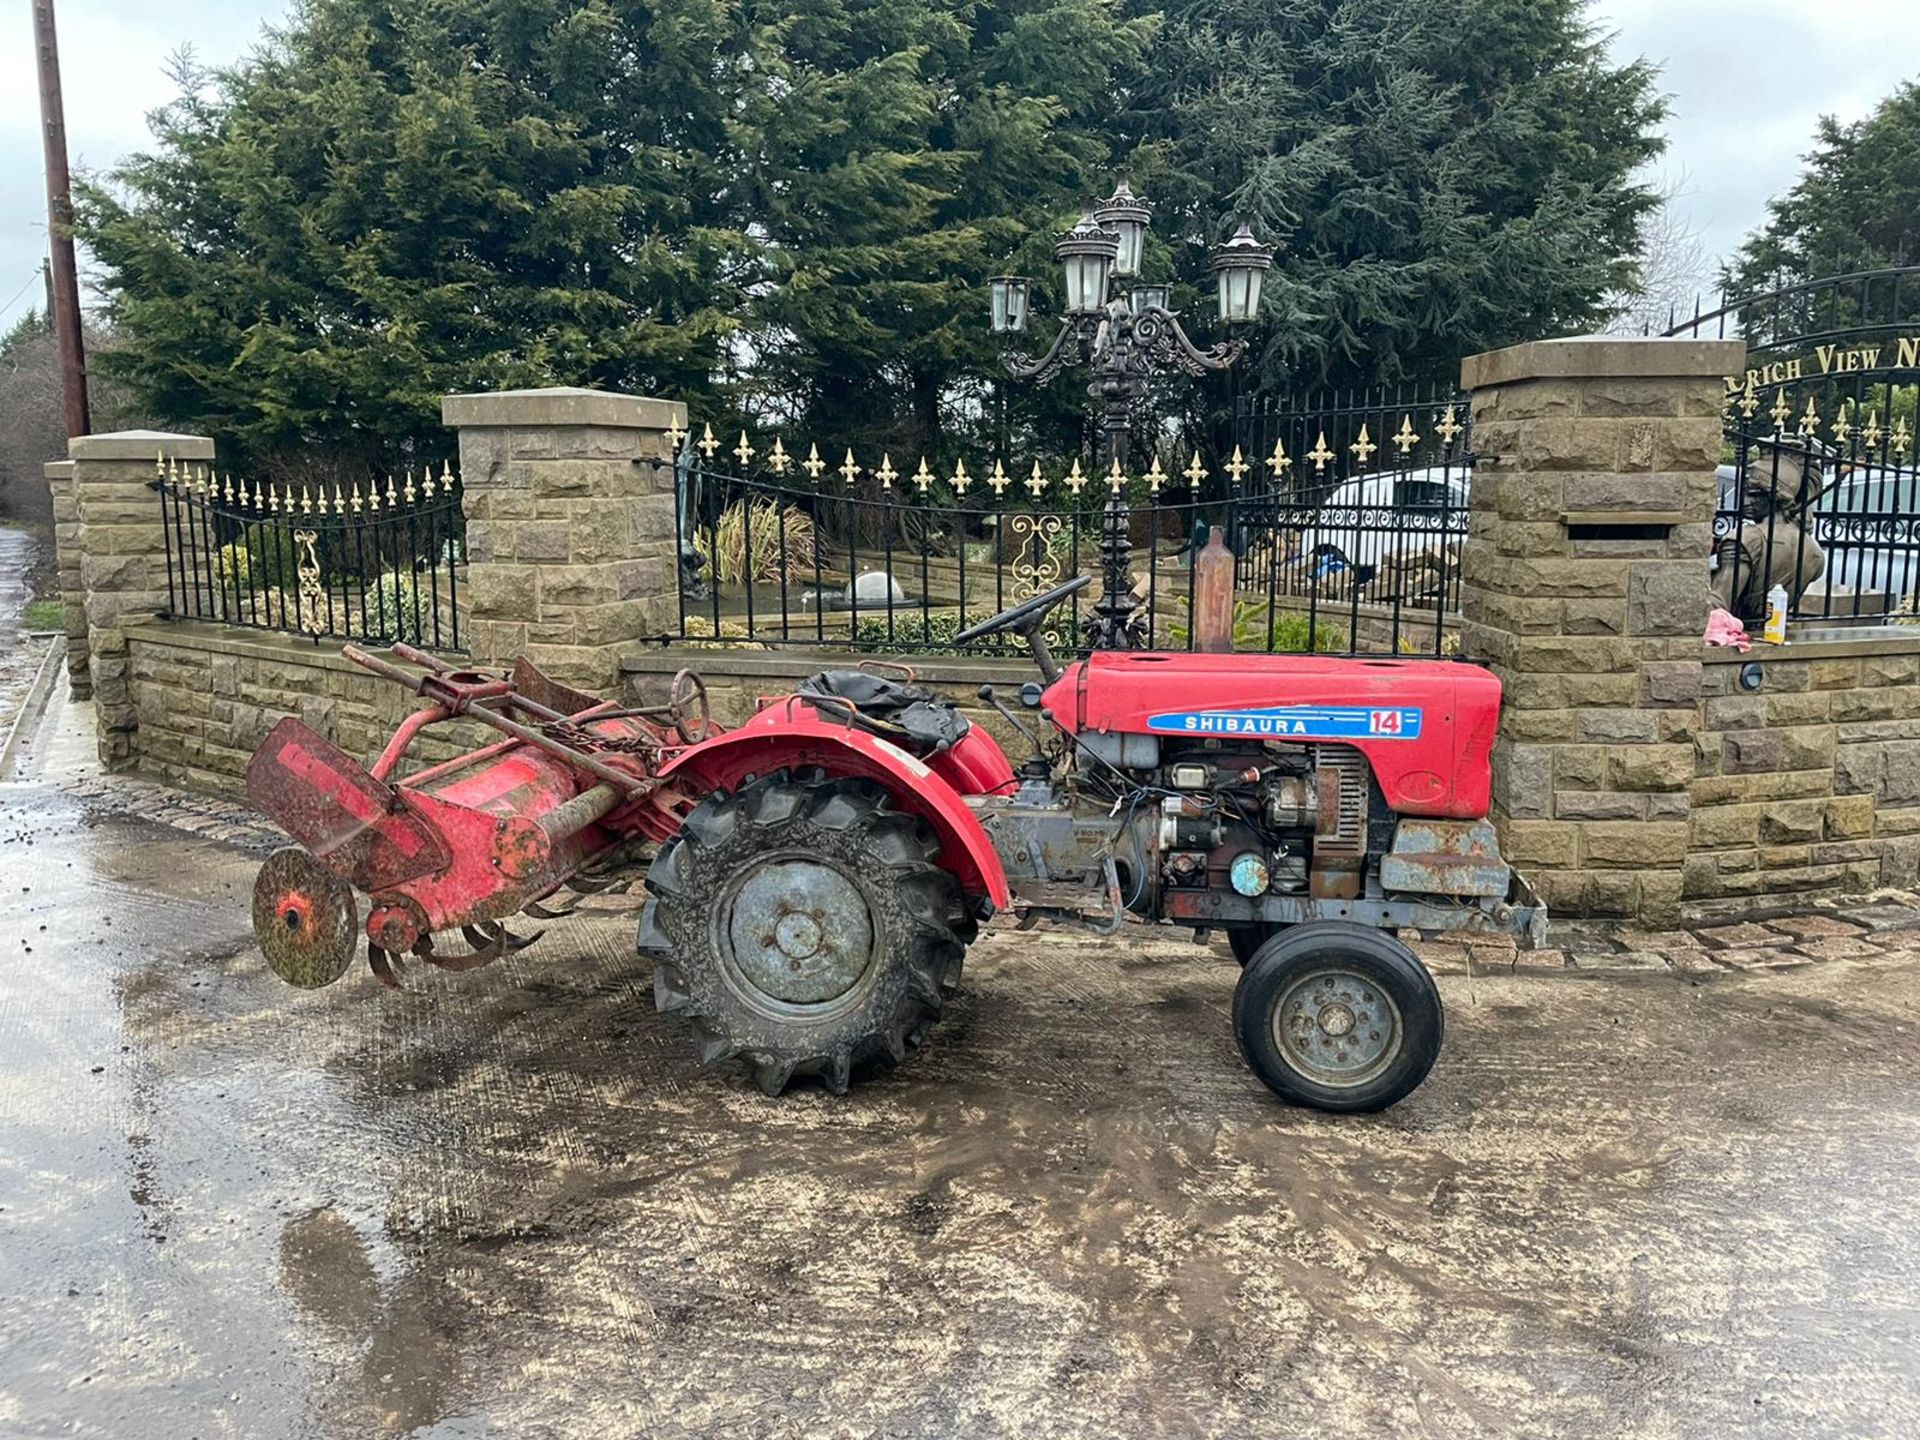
[1459,337,1744,922]
[43,459,90,699]
[70,429,215,768]
[442,387,685,694]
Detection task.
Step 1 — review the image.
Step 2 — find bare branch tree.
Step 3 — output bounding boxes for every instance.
[1604,169,1714,336]
[0,316,146,526]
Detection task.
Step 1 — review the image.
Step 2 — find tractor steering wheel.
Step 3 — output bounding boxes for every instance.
[952,575,1093,645]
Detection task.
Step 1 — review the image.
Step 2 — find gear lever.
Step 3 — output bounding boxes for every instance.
[978,685,1051,780]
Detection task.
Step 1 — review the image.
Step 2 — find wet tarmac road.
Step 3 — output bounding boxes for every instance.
[4,779,1920,1438]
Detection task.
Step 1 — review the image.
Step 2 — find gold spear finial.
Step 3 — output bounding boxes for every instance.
[1349,425,1376,466]
[1393,416,1420,455]
[1769,390,1793,434]
[839,448,862,486]
[802,444,825,479]
[767,437,791,475]
[1306,431,1334,473]
[1026,461,1048,498]
[1267,437,1291,476]
[734,431,756,468]
[697,422,719,458]
[1224,445,1250,484]
[912,457,934,494]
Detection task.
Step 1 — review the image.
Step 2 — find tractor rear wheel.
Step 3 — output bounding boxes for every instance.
[638,769,966,1095]
[1231,921,1442,1113]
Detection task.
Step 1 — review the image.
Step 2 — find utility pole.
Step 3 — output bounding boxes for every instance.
[33,0,90,437]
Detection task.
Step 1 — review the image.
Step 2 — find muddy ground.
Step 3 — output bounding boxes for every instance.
[3,752,1920,1438]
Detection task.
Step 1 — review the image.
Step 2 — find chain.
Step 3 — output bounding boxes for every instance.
[538,720,663,756]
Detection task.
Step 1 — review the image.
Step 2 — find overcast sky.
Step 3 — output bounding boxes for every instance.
[2,0,1918,330]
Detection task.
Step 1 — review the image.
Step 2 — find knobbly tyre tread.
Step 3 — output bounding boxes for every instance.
[638,768,967,1095]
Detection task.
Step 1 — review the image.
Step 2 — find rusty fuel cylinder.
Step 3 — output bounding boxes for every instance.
[1193,524,1235,653]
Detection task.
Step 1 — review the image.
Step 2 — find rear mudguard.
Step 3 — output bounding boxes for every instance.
[658,700,1012,911]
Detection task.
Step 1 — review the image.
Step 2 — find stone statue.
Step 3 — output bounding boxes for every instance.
[1713,436,1827,624]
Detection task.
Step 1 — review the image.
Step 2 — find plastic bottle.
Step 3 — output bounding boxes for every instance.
[1763,584,1788,644]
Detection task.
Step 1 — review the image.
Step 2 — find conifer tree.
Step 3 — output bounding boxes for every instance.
[1119,0,1665,390]
[1727,81,1920,295]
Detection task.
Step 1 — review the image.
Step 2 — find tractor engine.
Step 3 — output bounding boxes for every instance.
[972,727,1524,939]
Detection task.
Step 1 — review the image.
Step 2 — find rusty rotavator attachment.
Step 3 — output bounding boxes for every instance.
[246,643,710,988]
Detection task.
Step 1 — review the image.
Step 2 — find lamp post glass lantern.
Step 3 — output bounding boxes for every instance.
[1129,283,1170,316]
[992,185,1274,651]
[1056,215,1120,315]
[1093,179,1151,279]
[1211,219,1274,326]
[989,275,1031,335]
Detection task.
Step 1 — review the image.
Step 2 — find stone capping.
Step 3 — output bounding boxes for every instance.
[131,620,463,672]
[1700,632,1920,663]
[622,646,1037,686]
[1461,336,1747,392]
[44,459,74,481]
[441,387,685,432]
[69,430,216,462]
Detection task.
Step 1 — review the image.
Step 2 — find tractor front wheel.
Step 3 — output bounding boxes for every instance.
[1231,922,1442,1113]
[638,770,966,1095]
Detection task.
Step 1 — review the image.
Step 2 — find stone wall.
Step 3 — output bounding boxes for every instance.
[43,459,89,699]
[126,622,490,793]
[1687,638,1920,907]
[1460,337,1745,922]
[72,431,213,767]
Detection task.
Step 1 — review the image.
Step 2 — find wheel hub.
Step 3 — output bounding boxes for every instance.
[1318,1002,1357,1038]
[1273,968,1402,1087]
[726,858,875,1005]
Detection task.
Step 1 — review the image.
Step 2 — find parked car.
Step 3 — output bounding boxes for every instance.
[1291,466,1472,593]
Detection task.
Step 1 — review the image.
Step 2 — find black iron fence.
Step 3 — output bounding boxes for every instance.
[1235,379,1468,506]
[1670,267,1920,630]
[154,459,466,649]
[669,401,1471,658]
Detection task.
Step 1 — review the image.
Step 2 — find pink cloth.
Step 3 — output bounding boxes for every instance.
[1704,608,1751,651]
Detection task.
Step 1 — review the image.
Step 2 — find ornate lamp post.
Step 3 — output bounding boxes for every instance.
[990,183,1273,646]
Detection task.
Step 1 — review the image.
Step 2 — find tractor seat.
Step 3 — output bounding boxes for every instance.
[796,670,971,755]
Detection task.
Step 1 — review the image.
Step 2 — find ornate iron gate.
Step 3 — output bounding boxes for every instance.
[666,399,1470,659]
[1668,268,1920,627]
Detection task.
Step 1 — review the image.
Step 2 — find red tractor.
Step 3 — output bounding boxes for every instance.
[248,577,1543,1112]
